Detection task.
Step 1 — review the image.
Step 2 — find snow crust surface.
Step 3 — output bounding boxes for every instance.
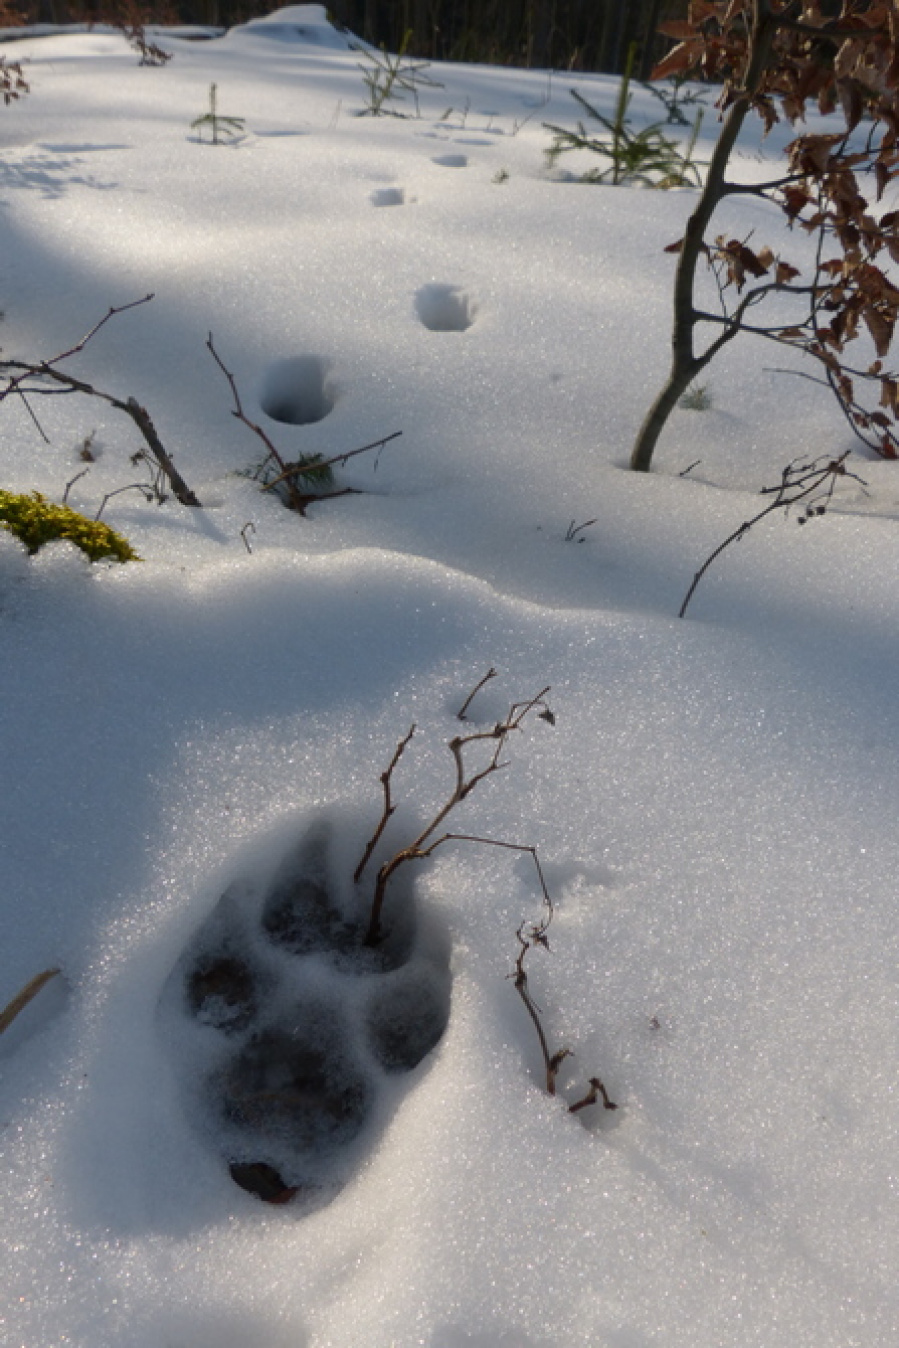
[3,8,899,1346]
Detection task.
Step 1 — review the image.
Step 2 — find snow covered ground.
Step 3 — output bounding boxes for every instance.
[3,8,899,1345]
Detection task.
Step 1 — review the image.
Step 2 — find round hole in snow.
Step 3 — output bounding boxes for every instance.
[415,284,478,333]
[259,355,336,426]
[371,186,405,207]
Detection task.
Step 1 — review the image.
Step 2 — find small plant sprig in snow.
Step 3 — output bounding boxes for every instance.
[353,30,442,118]
[544,52,703,189]
[191,83,245,145]
[0,54,29,106]
[679,382,712,411]
[207,334,401,516]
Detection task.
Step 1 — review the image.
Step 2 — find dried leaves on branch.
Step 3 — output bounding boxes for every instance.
[632,0,899,471]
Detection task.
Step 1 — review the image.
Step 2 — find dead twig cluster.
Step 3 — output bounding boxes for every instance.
[356,679,554,946]
[355,670,615,1116]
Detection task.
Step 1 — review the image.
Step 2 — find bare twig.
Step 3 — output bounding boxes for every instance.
[354,724,416,884]
[95,482,159,521]
[679,451,865,618]
[511,910,616,1110]
[512,917,566,1095]
[569,1076,618,1113]
[564,518,597,543]
[0,968,61,1036]
[1,297,201,507]
[363,687,553,945]
[456,667,498,721]
[62,468,91,504]
[353,684,614,1113]
[260,431,403,492]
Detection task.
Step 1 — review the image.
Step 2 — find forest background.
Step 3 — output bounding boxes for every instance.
[3,0,690,77]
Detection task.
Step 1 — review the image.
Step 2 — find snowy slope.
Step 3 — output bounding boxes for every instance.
[2,8,899,1346]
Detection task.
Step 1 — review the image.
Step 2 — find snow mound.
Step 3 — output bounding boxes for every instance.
[226,4,361,50]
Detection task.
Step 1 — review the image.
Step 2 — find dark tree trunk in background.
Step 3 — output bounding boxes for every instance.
[23,0,685,73]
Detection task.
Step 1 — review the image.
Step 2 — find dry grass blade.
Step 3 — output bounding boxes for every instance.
[0,968,61,1035]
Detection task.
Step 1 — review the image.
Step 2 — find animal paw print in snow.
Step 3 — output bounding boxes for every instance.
[164,812,451,1208]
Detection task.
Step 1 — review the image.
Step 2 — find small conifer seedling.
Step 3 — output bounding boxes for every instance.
[191,83,245,145]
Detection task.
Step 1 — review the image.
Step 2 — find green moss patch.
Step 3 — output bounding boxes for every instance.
[0,490,139,563]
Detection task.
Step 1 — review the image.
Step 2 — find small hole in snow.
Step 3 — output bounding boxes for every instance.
[259,355,336,425]
[371,186,405,206]
[415,284,477,333]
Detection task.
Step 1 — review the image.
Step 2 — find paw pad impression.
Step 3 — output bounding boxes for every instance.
[162,810,451,1209]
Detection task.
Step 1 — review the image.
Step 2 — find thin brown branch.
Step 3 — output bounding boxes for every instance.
[457,667,498,721]
[0,968,61,1036]
[569,1076,618,1113]
[679,451,862,618]
[363,686,554,945]
[354,724,416,884]
[1,297,200,506]
[260,431,403,491]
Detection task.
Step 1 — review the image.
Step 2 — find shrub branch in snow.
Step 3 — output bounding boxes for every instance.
[632,0,899,471]
[353,672,614,1113]
[356,680,555,947]
[512,911,617,1113]
[207,333,401,515]
[679,449,867,618]
[0,295,201,507]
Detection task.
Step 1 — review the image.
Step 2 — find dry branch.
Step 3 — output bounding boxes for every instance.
[679,450,865,617]
[362,687,552,945]
[456,666,498,721]
[512,908,617,1112]
[0,968,60,1035]
[0,297,201,507]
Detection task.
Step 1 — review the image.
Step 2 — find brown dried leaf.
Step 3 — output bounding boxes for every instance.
[652,44,697,82]
[864,305,894,356]
[781,185,813,220]
[880,376,899,412]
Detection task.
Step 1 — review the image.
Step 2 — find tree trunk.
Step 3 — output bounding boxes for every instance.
[629,0,778,470]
